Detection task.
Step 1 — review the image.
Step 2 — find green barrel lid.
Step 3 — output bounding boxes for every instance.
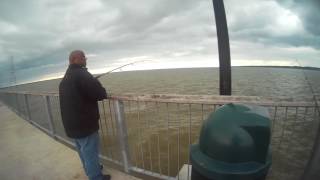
[190,103,272,180]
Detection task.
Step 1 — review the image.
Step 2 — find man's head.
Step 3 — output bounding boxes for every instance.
[69,50,87,67]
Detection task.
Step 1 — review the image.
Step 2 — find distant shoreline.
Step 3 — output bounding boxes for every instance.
[1,65,319,89]
[236,65,320,71]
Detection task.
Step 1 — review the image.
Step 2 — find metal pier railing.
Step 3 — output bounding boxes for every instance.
[0,92,319,180]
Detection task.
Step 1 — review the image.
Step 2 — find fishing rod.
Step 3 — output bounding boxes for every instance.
[95,59,151,79]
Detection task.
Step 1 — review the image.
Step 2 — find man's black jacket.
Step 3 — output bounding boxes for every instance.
[59,64,107,138]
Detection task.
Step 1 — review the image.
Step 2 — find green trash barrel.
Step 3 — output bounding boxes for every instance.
[190,103,272,180]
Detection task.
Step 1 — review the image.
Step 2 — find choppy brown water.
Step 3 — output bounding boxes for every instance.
[2,67,320,100]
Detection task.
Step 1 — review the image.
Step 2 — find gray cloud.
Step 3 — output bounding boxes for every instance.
[0,0,216,67]
[0,0,319,86]
[224,0,320,50]
[276,0,320,36]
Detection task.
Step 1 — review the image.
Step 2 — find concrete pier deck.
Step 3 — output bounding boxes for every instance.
[0,103,140,180]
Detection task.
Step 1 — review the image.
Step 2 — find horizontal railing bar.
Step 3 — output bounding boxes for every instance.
[100,154,123,166]
[108,94,315,107]
[1,91,59,96]
[29,120,52,136]
[130,167,175,180]
[54,135,75,148]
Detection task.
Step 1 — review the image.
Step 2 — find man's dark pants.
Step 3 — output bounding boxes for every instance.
[74,131,103,180]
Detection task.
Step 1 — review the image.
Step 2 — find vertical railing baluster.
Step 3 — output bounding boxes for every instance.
[155,102,162,175]
[313,107,317,122]
[177,103,181,180]
[166,102,170,176]
[24,94,32,122]
[19,94,26,119]
[272,106,278,134]
[201,104,204,122]
[44,95,55,137]
[146,102,153,172]
[279,107,288,149]
[15,94,20,116]
[137,101,145,169]
[102,101,113,159]
[293,107,299,132]
[303,107,308,121]
[14,93,19,114]
[108,100,117,161]
[128,100,138,167]
[98,101,107,158]
[114,99,131,173]
[188,104,192,180]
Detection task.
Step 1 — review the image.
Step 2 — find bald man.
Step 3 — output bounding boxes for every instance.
[59,50,111,180]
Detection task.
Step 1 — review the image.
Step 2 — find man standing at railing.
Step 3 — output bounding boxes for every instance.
[59,50,111,180]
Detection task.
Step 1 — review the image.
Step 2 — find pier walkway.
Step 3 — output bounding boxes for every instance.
[0,102,139,180]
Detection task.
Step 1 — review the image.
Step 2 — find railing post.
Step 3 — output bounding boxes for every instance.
[114,100,131,173]
[15,93,21,116]
[24,94,32,122]
[44,95,55,137]
[10,93,18,114]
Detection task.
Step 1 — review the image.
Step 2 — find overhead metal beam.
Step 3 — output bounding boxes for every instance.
[212,0,231,95]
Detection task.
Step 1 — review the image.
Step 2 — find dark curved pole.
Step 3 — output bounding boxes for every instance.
[212,0,231,95]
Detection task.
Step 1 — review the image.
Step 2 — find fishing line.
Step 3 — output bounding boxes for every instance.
[95,59,152,79]
[94,59,153,97]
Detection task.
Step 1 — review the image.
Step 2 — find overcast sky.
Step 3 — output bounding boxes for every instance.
[0,0,319,86]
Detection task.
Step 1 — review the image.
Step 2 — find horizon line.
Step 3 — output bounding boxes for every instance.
[1,65,319,89]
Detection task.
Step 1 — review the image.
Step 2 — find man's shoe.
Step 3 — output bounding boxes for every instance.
[103,174,111,180]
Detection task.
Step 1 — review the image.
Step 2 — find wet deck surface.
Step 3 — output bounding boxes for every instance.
[0,103,140,180]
